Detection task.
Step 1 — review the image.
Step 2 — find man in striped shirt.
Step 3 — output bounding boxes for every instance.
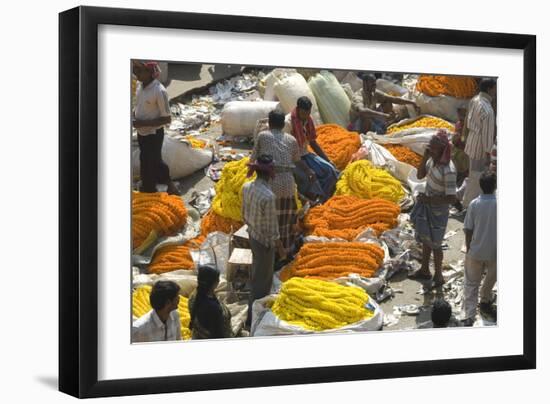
[410,132,457,288]
[242,154,286,325]
[462,78,496,207]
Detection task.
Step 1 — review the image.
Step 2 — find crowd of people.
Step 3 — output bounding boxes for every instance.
[131,62,498,342]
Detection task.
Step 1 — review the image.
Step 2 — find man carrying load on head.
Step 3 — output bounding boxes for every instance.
[409,131,457,288]
[350,73,419,134]
[289,96,339,203]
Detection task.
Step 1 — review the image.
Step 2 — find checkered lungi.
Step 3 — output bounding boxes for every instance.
[276,197,298,256]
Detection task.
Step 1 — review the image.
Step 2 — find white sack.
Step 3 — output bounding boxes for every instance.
[221,101,281,136]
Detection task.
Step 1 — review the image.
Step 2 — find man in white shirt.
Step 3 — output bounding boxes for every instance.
[132,61,179,195]
[132,280,182,343]
[462,171,497,326]
[462,78,496,207]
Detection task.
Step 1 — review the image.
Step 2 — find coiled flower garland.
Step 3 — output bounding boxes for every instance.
[384,144,423,168]
[132,192,188,250]
[304,195,400,240]
[312,124,361,171]
[132,285,191,340]
[335,160,404,203]
[211,157,302,222]
[280,241,384,281]
[272,277,374,331]
[386,116,455,135]
[416,75,478,99]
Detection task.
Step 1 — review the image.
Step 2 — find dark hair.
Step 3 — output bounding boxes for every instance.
[255,154,273,180]
[268,109,286,129]
[189,266,224,337]
[431,298,452,328]
[296,96,313,111]
[479,170,497,194]
[358,72,377,82]
[479,78,497,93]
[149,280,180,311]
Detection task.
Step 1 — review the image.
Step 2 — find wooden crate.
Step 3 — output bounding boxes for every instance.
[226,248,252,282]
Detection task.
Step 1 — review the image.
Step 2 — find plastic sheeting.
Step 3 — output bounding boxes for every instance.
[308,71,351,127]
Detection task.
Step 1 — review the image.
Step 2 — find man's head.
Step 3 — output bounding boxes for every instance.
[479,170,497,194]
[431,298,452,328]
[247,154,275,180]
[358,72,377,94]
[296,96,313,121]
[132,61,160,84]
[268,109,286,130]
[150,280,180,313]
[479,78,497,99]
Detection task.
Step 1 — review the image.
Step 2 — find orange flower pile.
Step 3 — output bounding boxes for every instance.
[132,192,187,250]
[384,144,423,168]
[279,242,384,281]
[311,124,361,170]
[416,75,478,98]
[148,235,206,274]
[304,195,400,240]
[200,210,243,236]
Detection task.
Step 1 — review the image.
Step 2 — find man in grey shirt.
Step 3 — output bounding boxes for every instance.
[462,171,497,325]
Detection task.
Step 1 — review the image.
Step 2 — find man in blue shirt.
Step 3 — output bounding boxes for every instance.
[462,171,497,325]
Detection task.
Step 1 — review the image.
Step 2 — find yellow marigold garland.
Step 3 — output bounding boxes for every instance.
[311,124,361,171]
[280,241,384,281]
[387,116,455,134]
[211,158,302,222]
[384,144,423,168]
[416,75,478,98]
[271,277,374,331]
[132,285,191,340]
[335,160,404,203]
[304,195,400,240]
[132,192,188,250]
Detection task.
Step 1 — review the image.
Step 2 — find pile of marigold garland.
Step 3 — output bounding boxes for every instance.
[384,144,423,168]
[200,210,243,236]
[312,124,361,171]
[211,157,301,222]
[280,241,384,281]
[132,285,191,339]
[416,75,478,98]
[211,158,254,222]
[132,192,187,250]
[335,160,404,203]
[272,277,374,331]
[386,116,455,135]
[148,235,205,274]
[304,195,400,240]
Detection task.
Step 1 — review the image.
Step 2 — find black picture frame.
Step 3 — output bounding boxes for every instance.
[59,5,536,398]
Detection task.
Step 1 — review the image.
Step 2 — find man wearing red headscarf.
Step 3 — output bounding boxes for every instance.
[409,131,457,288]
[132,60,179,195]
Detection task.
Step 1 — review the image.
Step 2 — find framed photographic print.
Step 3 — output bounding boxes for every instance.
[59,5,536,398]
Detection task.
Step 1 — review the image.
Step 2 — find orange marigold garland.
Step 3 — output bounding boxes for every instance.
[416,75,478,98]
[310,124,361,171]
[280,241,384,281]
[304,195,400,240]
[200,210,243,236]
[148,235,206,274]
[132,192,188,250]
[384,144,423,168]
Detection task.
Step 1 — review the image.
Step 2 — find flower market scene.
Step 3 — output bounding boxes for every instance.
[131,61,497,342]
